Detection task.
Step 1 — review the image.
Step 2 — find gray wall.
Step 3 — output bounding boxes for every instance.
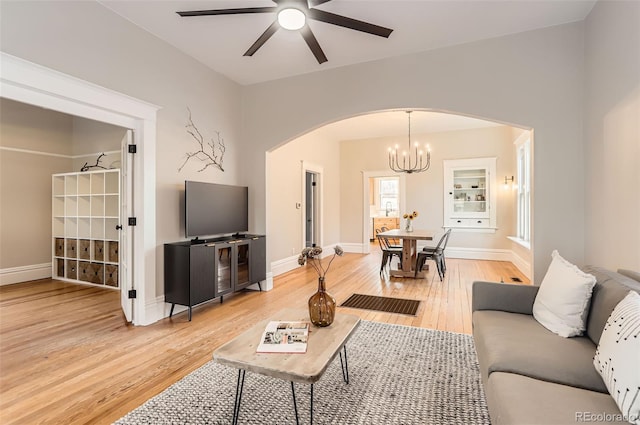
[2,0,636,296]
[0,99,73,269]
[584,0,640,270]
[242,22,586,283]
[0,98,123,271]
[0,1,243,296]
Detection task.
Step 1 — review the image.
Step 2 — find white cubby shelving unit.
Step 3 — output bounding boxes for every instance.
[52,169,120,288]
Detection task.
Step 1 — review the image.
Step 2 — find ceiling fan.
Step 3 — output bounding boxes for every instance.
[177,0,393,64]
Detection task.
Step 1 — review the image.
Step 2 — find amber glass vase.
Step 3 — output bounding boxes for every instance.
[308,277,336,327]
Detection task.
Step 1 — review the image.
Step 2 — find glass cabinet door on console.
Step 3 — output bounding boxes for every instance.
[215,242,233,296]
[235,240,251,290]
[443,157,497,230]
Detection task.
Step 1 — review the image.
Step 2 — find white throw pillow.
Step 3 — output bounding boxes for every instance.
[593,291,640,425]
[532,250,596,337]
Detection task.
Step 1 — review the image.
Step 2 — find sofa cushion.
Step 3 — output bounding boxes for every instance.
[593,291,640,424]
[532,250,596,337]
[473,310,607,393]
[617,269,640,282]
[583,266,640,345]
[486,372,626,425]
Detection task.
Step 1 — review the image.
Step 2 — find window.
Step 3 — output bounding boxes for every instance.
[378,178,399,213]
[516,138,531,241]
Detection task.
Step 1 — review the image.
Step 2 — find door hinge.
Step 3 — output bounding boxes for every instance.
[128,144,137,154]
[128,289,137,299]
[128,217,137,226]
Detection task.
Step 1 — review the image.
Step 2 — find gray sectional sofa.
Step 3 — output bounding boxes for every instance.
[472,266,640,425]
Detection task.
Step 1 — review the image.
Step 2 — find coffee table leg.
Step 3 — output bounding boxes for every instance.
[291,382,300,425]
[233,369,246,425]
[310,383,314,425]
[339,345,349,384]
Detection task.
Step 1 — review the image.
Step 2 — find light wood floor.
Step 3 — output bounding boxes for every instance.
[0,249,529,425]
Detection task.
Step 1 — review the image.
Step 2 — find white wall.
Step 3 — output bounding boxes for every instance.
[242,22,586,283]
[0,1,243,301]
[339,125,517,252]
[267,132,341,263]
[584,0,640,270]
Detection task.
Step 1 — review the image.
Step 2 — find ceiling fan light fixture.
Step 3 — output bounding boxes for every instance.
[277,8,306,30]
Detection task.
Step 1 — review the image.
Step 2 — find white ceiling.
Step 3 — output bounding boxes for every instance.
[98,0,591,137]
[100,0,596,86]
[309,110,503,142]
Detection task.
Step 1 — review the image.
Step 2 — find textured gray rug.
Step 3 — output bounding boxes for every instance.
[115,321,490,424]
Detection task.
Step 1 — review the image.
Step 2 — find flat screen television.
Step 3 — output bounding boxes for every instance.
[185,181,248,238]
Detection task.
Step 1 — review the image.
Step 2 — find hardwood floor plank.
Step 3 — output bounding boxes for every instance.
[0,249,529,424]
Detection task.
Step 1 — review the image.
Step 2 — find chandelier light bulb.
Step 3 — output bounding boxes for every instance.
[277,8,306,30]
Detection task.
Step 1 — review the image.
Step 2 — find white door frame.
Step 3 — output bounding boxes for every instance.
[362,170,406,254]
[0,52,160,325]
[301,161,323,251]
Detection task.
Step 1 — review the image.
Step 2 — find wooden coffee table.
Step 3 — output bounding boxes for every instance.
[213,308,361,425]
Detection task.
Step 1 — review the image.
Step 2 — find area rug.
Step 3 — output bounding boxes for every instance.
[340,293,421,315]
[114,321,490,425]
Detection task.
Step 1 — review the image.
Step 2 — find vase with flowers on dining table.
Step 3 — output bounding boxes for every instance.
[403,211,418,232]
[298,245,344,327]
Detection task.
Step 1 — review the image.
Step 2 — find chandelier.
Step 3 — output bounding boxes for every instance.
[388,111,431,174]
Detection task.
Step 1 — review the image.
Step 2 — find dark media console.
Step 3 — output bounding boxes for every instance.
[164,234,266,321]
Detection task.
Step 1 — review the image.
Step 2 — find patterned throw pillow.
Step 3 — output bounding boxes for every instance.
[593,291,640,424]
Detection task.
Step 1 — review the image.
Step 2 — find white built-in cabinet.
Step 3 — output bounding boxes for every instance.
[443,157,497,230]
[52,169,120,288]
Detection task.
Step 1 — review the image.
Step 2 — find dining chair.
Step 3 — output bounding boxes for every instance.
[420,228,451,275]
[379,226,401,249]
[377,234,403,275]
[414,229,450,280]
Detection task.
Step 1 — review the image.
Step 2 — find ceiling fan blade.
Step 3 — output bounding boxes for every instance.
[177,7,277,17]
[307,0,333,6]
[307,9,393,38]
[244,21,280,57]
[300,26,328,64]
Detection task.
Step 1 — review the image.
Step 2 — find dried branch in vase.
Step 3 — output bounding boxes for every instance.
[178,107,226,173]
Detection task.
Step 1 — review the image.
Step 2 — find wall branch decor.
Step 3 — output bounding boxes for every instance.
[178,107,226,172]
[81,152,107,172]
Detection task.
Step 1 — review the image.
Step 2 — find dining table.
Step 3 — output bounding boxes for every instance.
[378,228,435,278]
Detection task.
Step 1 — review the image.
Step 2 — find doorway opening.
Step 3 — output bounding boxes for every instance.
[362,171,406,255]
[301,162,323,251]
[305,171,320,247]
[1,52,159,325]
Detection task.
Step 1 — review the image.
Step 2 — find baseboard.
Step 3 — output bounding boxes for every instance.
[0,262,51,286]
[443,247,512,262]
[271,243,365,278]
[271,255,299,277]
[510,251,532,280]
[247,272,273,291]
[340,243,366,254]
[443,246,531,279]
